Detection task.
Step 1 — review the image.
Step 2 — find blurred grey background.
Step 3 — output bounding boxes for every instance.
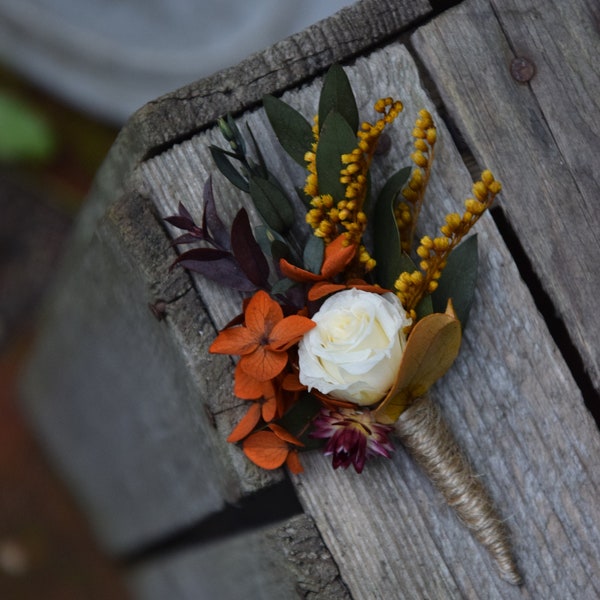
[0,0,355,124]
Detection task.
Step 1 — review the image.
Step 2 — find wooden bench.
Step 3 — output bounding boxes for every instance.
[21,0,600,597]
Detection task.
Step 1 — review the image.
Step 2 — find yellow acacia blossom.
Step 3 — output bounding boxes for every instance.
[396,109,436,253]
[305,98,403,272]
[395,170,501,319]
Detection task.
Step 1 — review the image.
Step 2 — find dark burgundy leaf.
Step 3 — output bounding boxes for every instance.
[203,178,231,251]
[171,233,204,246]
[164,215,198,231]
[177,202,194,222]
[231,208,270,288]
[178,256,258,292]
[172,248,231,269]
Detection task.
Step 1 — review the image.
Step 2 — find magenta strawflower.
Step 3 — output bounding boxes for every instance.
[311,408,394,473]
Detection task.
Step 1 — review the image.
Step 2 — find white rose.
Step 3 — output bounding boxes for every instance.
[298,288,411,406]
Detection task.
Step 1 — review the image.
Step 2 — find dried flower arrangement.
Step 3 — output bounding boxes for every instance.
[165,65,521,584]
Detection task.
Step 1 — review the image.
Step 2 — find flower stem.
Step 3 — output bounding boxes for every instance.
[395,396,522,585]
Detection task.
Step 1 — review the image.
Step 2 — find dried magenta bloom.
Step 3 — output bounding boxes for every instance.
[311,407,394,473]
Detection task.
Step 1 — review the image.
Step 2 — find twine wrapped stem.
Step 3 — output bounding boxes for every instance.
[395,395,522,585]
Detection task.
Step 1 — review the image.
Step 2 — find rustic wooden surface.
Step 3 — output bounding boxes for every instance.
[20,0,600,598]
[143,40,600,598]
[129,514,350,600]
[78,0,433,247]
[21,190,251,554]
[412,0,600,393]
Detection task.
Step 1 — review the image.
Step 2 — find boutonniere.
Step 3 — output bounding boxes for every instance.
[166,65,520,584]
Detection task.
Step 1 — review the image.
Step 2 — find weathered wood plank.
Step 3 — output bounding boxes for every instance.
[20,190,280,554]
[142,43,600,597]
[412,0,600,389]
[78,0,433,247]
[129,514,350,600]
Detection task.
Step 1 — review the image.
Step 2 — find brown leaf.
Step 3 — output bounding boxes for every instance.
[374,302,462,424]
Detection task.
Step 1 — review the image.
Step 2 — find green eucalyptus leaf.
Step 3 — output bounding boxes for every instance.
[315,110,357,200]
[263,94,314,167]
[415,294,433,320]
[249,175,295,233]
[303,235,325,275]
[0,93,56,162]
[253,225,286,262]
[271,239,292,264]
[270,277,297,296]
[209,146,249,192]
[226,114,246,155]
[318,65,359,133]
[244,124,268,178]
[373,166,412,289]
[432,234,479,328]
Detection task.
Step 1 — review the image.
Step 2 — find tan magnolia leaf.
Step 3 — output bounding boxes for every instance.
[374,301,462,424]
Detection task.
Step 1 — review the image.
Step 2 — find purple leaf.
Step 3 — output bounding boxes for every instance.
[171,233,204,246]
[165,202,204,238]
[164,215,197,231]
[203,178,231,251]
[179,256,258,292]
[231,208,270,288]
[177,202,194,222]
[172,247,231,268]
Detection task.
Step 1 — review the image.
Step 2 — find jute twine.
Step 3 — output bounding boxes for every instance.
[395,395,522,585]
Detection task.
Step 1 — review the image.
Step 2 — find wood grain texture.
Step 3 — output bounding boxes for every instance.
[412,0,600,390]
[129,514,350,600]
[142,43,600,597]
[77,0,432,248]
[20,191,267,554]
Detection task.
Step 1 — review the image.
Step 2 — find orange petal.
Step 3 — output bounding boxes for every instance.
[268,423,304,447]
[282,372,306,392]
[234,364,264,399]
[286,450,304,474]
[245,290,283,335]
[278,258,323,282]
[240,347,288,381]
[243,431,289,469]
[261,384,278,422]
[227,402,262,443]
[308,282,346,301]
[209,326,257,356]
[346,280,389,294]
[321,235,357,279]
[269,315,315,351]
